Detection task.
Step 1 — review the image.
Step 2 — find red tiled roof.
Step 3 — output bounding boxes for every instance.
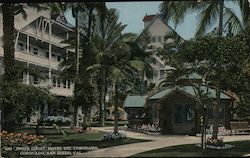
[143,15,156,22]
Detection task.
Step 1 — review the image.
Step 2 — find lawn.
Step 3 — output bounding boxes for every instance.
[3,127,149,157]
[130,140,250,157]
[15,127,148,148]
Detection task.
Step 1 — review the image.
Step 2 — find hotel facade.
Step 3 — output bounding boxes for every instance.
[0,7,75,124]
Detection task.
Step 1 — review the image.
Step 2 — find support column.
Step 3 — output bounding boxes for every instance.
[48,13,52,86]
[26,63,30,84]
[15,30,20,49]
[27,34,29,53]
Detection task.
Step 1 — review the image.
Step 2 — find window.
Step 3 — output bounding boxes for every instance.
[19,73,24,82]
[33,48,38,55]
[18,43,24,51]
[160,70,165,79]
[57,79,61,87]
[57,55,61,62]
[151,36,156,43]
[52,53,56,59]
[63,80,67,88]
[53,77,56,87]
[26,45,31,52]
[207,106,225,120]
[174,104,194,123]
[158,36,162,42]
[67,81,71,89]
[46,52,49,58]
[33,76,38,85]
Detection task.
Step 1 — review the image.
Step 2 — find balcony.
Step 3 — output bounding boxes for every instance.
[0,47,60,70]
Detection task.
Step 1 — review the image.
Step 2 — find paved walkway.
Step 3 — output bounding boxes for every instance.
[69,127,250,158]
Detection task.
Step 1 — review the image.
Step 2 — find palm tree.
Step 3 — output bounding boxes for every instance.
[87,8,128,127]
[159,0,249,37]
[58,2,107,126]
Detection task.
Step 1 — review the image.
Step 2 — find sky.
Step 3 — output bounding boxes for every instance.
[65,1,241,40]
[106,2,198,39]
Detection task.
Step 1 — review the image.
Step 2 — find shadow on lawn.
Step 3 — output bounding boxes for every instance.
[130,140,250,157]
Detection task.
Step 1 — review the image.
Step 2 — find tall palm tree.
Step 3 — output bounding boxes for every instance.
[58,2,107,126]
[88,8,128,127]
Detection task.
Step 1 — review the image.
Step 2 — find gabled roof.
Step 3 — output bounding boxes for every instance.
[140,13,184,41]
[143,14,156,22]
[124,95,147,108]
[148,86,231,100]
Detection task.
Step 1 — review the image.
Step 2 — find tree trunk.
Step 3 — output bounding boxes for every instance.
[212,0,224,139]
[212,86,220,139]
[73,10,80,127]
[2,3,15,81]
[99,75,105,127]
[114,82,119,133]
[103,72,108,122]
[246,0,250,28]
[140,69,144,95]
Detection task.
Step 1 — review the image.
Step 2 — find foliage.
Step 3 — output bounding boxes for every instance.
[158,33,250,92]
[159,0,249,36]
[0,79,56,130]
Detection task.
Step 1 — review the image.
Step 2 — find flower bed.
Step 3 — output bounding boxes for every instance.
[0,130,46,146]
[196,143,235,149]
[206,137,224,147]
[206,126,231,136]
[130,123,161,134]
[103,132,126,140]
[43,116,71,126]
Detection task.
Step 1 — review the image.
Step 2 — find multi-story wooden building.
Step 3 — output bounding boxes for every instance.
[0,7,75,124]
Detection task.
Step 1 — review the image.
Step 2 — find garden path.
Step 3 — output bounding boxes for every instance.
[69,127,250,158]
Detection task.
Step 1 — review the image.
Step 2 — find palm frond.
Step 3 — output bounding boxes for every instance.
[223,7,244,35]
[195,2,219,37]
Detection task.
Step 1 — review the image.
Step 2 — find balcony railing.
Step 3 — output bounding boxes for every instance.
[0,47,62,70]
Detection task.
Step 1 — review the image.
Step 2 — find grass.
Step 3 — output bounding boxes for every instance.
[3,127,149,158]
[130,140,250,157]
[15,127,148,148]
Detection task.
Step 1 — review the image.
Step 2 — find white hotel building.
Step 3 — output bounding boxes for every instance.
[140,14,182,85]
[0,7,75,123]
